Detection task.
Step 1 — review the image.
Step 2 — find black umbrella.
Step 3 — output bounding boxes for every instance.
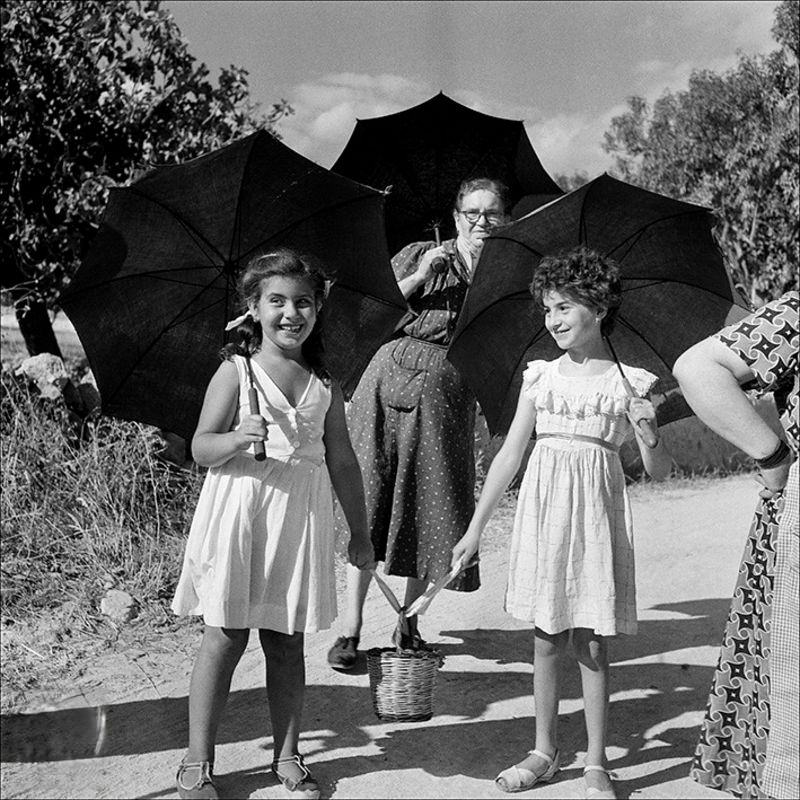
[448,174,750,436]
[60,131,407,442]
[331,92,562,254]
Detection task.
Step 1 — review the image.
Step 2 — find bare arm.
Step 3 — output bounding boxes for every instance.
[451,390,537,569]
[191,360,267,468]
[628,395,673,481]
[323,382,375,569]
[396,245,451,299]
[673,336,792,490]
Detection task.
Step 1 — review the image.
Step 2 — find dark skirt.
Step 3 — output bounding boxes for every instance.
[343,336,479,591]
[690,495,781,798]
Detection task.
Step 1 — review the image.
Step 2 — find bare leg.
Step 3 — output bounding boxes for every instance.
[509,628,569,775]
[186,626,249,763]
[260,628,308,783]
[339,563,373,637]
[573,628,613,794]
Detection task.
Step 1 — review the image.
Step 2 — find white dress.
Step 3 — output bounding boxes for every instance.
[505,357,657,636]
[171,355,337,634]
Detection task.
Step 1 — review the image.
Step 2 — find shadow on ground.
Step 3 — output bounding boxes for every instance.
[1,597,729,799]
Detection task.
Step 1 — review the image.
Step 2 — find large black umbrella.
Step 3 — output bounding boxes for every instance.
[448,174,751,435]
[60,131,407,441]
[331,92,562,254]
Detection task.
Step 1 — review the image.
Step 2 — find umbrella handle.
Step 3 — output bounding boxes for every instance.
[620,376,659,448]
[247,386,267,461]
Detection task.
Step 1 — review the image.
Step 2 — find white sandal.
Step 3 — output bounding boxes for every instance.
[583,765,616,799]
[495,748,561,793]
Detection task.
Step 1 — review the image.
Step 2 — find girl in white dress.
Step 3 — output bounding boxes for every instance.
[452,247,673,800]
[172,249,374,800]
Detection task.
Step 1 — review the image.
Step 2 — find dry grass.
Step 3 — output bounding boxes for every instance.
[0,369,204,711]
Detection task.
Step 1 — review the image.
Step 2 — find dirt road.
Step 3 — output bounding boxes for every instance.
[1,474,757,799]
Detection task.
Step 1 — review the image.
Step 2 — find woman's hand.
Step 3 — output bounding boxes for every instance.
[756,455,793,500]
[235,413,268,449]
[415,244,452,283]
[348,534,376,571]
[627,396,657,430]
[451,530,480,572]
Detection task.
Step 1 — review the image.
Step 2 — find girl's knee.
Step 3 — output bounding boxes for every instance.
[573,629,607,669]
[259,628,305,660]
[534,627,569,658]
[202,626,250,658]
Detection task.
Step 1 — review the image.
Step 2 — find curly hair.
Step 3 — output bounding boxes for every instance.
[222,247,330,382]
[529,246,623,335]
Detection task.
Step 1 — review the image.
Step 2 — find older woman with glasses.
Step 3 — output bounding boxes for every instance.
[328,178,511,669]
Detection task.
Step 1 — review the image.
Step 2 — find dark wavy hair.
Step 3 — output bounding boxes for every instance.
[529,246,623,335]
[453,177,512,215]
[222,248,330,382]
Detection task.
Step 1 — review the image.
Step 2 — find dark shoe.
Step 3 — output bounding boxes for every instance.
[327,635,359,670]
[272,753,321,799]
[176,758,218,799]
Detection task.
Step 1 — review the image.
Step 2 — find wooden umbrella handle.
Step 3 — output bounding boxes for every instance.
[248,386,267,461]
[620,377,659,448]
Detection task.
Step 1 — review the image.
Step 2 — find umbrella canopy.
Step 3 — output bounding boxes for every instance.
[448,173,750,436]
[60,131,407,441]
[331,92,562,254]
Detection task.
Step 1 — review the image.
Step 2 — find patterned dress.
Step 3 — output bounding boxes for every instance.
[172,356,338,634]
[691,291,799,799]
[340,239,479,591]
[506,358,658,635]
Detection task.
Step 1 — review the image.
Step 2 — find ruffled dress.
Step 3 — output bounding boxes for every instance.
[506,357,657,636]
[171,355,337,634]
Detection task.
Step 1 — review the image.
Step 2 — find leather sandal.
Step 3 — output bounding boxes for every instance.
[176,758,218,799]
[327,635,359,670]
[272,754,321,799]
[495,748,561,792]
[583,765,616,799]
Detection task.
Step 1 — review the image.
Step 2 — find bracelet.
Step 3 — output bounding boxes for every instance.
[755,439,791,470]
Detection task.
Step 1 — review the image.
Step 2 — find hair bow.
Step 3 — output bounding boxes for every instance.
[224,311,253,331]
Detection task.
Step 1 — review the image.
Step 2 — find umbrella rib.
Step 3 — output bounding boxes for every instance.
[62,266,225,297]
[102,280,224,408]
[607,209,710,260]
[612,315,673,374]
[236,192,388,266]
[622,278,743,305]
[127,186,226,267]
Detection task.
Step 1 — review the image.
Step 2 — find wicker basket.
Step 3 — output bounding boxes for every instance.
[366,647,443,722]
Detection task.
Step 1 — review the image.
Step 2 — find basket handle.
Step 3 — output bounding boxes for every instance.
[370,559,477,618]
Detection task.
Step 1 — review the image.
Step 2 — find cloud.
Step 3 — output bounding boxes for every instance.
[279,73,436,167]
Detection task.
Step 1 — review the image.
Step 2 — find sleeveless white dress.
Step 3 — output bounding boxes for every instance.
[506,357,657,636]
[171,355,337,634]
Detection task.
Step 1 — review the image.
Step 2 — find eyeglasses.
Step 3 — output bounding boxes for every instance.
[459,209,505,224]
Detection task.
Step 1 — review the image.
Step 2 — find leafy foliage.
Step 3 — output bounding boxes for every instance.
[602,0,799,305]
[1,0,292,309]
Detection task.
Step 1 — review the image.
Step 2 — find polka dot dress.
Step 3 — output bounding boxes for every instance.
[339,239,480,591]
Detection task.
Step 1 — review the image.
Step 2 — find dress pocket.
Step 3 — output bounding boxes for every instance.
[384,352,426,411]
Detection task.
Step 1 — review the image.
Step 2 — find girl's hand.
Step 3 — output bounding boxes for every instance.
[627,397,657,429]
[348,534,375,571]
[235,413,268,449]
[451,531,479,572]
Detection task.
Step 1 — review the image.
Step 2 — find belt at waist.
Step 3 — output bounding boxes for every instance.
[536,432,619,453]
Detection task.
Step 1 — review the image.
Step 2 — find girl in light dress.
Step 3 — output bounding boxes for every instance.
[452,247,672,799]
[171,249,374,800]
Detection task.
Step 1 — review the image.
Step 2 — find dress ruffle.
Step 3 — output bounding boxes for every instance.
[522,359,658,419]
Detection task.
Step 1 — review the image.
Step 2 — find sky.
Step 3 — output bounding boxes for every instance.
[164,0,779,180]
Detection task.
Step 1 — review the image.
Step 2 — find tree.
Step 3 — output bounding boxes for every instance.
[602,0,799,306]
[1,0,292,356]
[554,170,590,192]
